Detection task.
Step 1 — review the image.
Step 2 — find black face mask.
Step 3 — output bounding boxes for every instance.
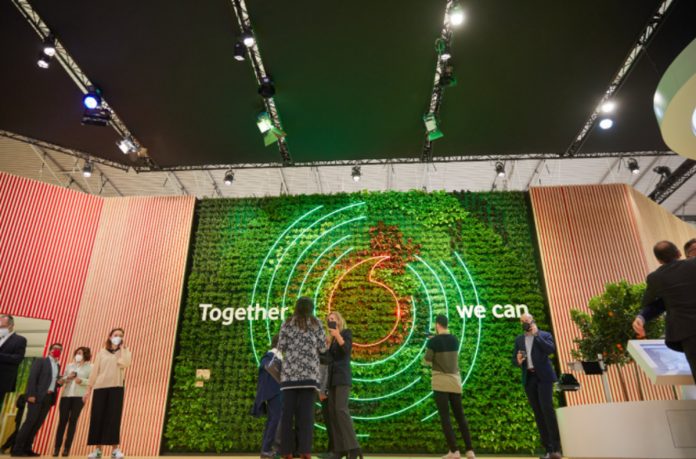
[522,322,533,332]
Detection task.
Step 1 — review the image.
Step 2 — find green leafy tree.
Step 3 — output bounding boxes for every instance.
[570,280,665,399]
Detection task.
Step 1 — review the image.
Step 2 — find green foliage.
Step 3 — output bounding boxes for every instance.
[570,281,665,365]
[164,191,553,455]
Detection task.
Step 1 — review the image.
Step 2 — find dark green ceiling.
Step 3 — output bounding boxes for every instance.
[1,0,694,167]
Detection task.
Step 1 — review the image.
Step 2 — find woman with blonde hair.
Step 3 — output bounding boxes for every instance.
[326,311,362,459]
[84,328,132,459]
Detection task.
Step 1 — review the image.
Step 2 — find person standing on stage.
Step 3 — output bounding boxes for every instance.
[633,241,696,380]
[326,311,361,459]
[277,297,326,459]
[425,314,476,459]
[53,347,92,457]
[253,335,282,459]
[12,342,63,457]
[0,314,27,413]
[513,313,561,459]
[84,329,131,459]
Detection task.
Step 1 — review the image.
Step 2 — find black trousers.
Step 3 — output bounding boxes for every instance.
[54,397,85,452]
[524,372,560,453]
[280,388,315,455]
[433,391,473,452]
[327,385,359,453]
[13,392,55,454]
[88,387,124,446]
[320,398,333,453]
[681,334,696,381]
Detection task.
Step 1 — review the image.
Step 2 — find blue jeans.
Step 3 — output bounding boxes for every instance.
[262,394,282,454]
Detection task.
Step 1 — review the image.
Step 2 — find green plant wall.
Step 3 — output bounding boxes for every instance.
[164,190,554,455]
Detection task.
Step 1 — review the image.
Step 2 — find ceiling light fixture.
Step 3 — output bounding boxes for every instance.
[82,161,93,178]
[448,3,465,26]
[627,158,640,175]
[495,161,505,177]
[241,30,255,47]
[439,62,457,87]
[351,165,361,182]
[598,118,613,130]
[37,53,51,69]
[224,170,235,186]
[117,137,137,154]
[423,113,444,141]
[233,41,246,61]
[42,35,56,57]
[600,101,616,113]
[83,87,102,109]
[257,112,273,133]
[258,76,275,98]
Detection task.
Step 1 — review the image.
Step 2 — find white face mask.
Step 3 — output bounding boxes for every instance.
[74,354,83,362]
[110,336,122,346]
[0,328,9,338]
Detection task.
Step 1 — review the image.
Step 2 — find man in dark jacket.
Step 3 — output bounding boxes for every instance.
[12,343,63,457]
[513,314,560,459]
[633,240,696,380]
[253,336,282,459]
[0,314,27,413]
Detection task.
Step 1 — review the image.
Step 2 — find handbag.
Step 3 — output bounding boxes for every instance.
[264,353,282,383]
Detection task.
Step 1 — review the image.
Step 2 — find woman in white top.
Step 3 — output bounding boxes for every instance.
[84,328,132,459]
[53,347,92,457]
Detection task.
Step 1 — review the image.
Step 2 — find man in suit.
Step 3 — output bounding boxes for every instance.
[633,240,696,380]
[0,314,27,413]
[12,342,63,457]
[513,314,561,459]
[684,238,696,259]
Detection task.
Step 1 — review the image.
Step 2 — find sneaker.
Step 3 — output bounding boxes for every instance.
[111,449,124,459]
[87,450,102,459]
[465,451,476,459]
[442,451,461,459]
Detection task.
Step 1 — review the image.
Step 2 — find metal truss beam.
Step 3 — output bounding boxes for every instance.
[154,150,676,172]
[421,0,458,162]
[1,130,130,170]
[229,0,291,165]
[30,145,87,192]
[563,0,674,157]
[648,159,696,204]
[10,0,152,166]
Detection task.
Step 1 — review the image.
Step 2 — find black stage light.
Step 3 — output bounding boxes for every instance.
[37,53,51,69]
[234,41,246,61]
[495,161,505,177]
[82,161,93,178]
[627,158,640,175]
[81,107,111,126]
[351,165,361,182]
[224,170,235,186]
[258,77,275,98]
[42,35,56,57]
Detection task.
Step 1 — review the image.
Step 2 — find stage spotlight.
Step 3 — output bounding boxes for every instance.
[439,62,457,87]
[83,87,102,109]
[241,30,255,47]
[600,101,616,113]
[82,161,93,178]
[258,77,275,98]
[653,165,671,178]
[423,113,444,141]
[234,41,246,61]
[37,53,51,69]
[224,170,235,185]
[81,107,111,126]
[598,118,613,130]
[352,165,361,182]
[440,45,452,61]
[42,35,56,57]
[117,137,136,154]
[257,112,273,133]
[448,3,465,26]
[627,158,640,175]
[495,161,505,177]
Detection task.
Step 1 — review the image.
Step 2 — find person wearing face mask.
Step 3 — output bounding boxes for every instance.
[53,347,92,457]
[0,314,27,414]
[512,314,560,459]
[11,342,63,457]
[84,328,131,459]
[326,311,361,459]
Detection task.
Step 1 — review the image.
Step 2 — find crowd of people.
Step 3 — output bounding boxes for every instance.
[1,238,694,459]
[0,318,131,459]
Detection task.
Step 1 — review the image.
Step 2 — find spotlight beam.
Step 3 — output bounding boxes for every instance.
[229,0,292,165]
[10,0,153,167]
[563,0,675,157]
